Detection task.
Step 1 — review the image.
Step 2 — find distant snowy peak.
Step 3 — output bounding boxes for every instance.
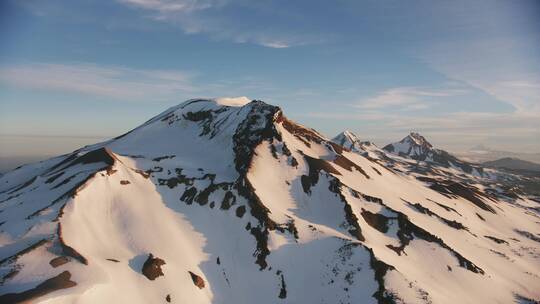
[383,132,484,175]
[383,132,433,159]
[332,130,375,153]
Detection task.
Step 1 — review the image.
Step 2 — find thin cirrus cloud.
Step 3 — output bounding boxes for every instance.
[421,40,540,114]
[0,63,197,100]
[117,0,319,48]
[354,86,467,111]
[118,0,217,13]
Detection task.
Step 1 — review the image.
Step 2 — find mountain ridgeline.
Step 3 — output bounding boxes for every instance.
[0,98,538,304]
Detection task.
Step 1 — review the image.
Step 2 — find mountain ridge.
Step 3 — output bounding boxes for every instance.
[0,98,538,304]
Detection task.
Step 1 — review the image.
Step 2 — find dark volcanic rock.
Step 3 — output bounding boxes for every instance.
[301,155,341,194]
[236,205,246,218]
[0,271,76,303]
[188,271,205,289]
[142,254,166,280]
[49,256,69,268]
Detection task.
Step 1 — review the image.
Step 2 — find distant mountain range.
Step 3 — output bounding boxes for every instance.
[483,157,540,172]
[455,145,540,164]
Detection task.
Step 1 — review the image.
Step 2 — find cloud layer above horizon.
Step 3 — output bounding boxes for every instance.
[0,0,539,156]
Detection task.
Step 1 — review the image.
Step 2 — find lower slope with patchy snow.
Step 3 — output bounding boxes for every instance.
[0,99,539,304]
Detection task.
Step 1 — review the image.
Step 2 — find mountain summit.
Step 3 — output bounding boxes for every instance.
[332,130,375,152]
[383,132,434,160]
[383,132,483,175]
[0,99,538,303]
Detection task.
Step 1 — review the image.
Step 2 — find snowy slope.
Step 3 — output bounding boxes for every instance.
[0,99,539,304]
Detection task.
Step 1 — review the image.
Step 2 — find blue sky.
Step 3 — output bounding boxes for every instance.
[0,0,539,159]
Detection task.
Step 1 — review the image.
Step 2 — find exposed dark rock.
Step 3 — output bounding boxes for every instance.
[152,155,176,162]
[0,268,19,284]
[484,235,508,244]
[514,294,540,304]
[515,229,540,243]
[356,191,484,274]
[404,200,468,231]
[0,239,48,265]
[188,271,205,289]
[392,212,483,273]
[367,247,397,304]
[270,144,278,159]
[45,172,65,184]
[277,271,287,299]
[142,254,166,280]
[76,147,116,166]
[328,141,344,154]
[275,219,299,239]
[281,142,292,156]
[290,157,298,168]
[333,155,370,178]
[220,191,236,210]
[301,155,341,194]
[371,167,382,175]
[49,256,69,268]
[431,200,461,216]
[418,177,496,213]
[361,210,390,233]
[0,271,76,303]
[120,180,131,185]
[231,102,283,270]
[328,179,365,241]
[236,205,246,218]
[183,110,212,121]
[5,176,37,195]
[277,114,324,147]
[51,174,78,190]
[180,187,197,205]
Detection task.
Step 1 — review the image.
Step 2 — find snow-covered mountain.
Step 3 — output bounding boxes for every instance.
[1,99,539,304]
[383,132,483,175]
[332,131,380,158]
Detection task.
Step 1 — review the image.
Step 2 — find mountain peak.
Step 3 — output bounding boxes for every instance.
[404,132,433,149]
[0,98,535,303]
[383,132,484,175]
[383,132,434,158]
[332,130,361,151]
[331,130,377,155]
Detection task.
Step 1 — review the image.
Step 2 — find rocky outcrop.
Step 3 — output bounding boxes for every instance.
[188,271,205,289]
[142,254,166,280]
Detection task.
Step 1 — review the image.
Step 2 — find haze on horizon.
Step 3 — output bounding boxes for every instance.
[1,0,539,170]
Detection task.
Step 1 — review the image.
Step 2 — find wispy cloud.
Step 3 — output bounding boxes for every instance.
[0,63,197,100]
[420,38,540,114]
[117,0,320,48]
[119,0,217,13]
[354,86,467,110]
